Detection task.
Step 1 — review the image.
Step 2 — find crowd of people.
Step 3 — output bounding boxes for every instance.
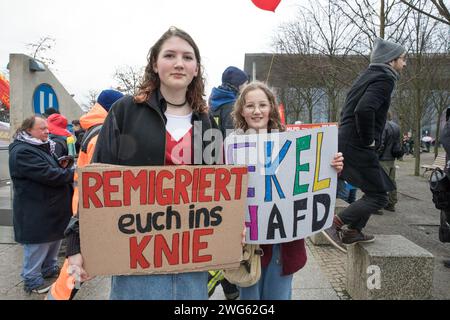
[8,26,447,300]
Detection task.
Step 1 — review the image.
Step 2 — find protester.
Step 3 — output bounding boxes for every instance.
[42,107,60,119]
[209,66,249,138]
[9,116,74,294]
[47,113,76,157]
[46,89,124,300]
[64,27,221,300]
[322,37,406,253]
[231,81,344,300]
[71,120,85,154]
[402,133,411,156]
[376,115,404,213]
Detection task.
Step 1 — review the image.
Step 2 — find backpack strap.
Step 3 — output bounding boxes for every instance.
[80,124,102,153]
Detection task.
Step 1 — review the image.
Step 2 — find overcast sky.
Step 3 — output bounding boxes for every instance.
[0,0,302,106]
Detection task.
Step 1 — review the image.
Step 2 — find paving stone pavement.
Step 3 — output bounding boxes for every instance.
[0,241,339,300]
[306,239,351,300]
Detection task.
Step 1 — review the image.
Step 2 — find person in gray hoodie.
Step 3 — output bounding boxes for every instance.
[209,66,249,139]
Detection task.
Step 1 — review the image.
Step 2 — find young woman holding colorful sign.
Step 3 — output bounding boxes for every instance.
[65,26,221,300]
[231,81,344,300]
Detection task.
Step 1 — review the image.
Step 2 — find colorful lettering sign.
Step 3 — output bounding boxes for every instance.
[225,126,338,244]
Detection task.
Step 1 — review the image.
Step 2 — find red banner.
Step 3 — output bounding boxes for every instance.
[0,74,10,110]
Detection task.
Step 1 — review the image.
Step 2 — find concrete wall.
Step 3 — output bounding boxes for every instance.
[0,147,9,181]
[9,53,83,140]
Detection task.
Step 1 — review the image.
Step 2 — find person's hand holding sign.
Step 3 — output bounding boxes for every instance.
[331,152,344,173]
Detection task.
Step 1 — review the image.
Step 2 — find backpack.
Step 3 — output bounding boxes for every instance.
[80,124,102,153]
[222,244,263,287]
[429,167,450,210]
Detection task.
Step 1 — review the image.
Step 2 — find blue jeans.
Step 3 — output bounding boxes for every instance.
[21,240,62,289]
[239,244,293,300]
[110,271,208,300]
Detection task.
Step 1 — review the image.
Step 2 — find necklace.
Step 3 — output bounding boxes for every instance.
[166,99,187,107]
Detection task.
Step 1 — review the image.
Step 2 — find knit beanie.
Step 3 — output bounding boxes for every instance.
[97,90,124,112]
[370,38,406,64]
[221,66,249,90]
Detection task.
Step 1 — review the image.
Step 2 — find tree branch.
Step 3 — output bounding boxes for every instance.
[399,0,450,25]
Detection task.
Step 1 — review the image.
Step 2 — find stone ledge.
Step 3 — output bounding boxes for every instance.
[346,235,434,300]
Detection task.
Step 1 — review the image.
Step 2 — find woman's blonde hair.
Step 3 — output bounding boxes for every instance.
[134,26,207,113]
[232,81,285,132]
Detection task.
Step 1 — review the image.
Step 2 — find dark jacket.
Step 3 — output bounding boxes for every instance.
[66,91,221,255]
[209,85,238,138]
[74,129,85,154]
[438,113,450,240]
[49,134,68,158]
[9,140,74,244]
[338,64,398,193]
[378,120,403,161]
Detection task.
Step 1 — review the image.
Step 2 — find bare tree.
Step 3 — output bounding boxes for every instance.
[332,0,414,45]
[430,89,450,156]
[113,65,144,96]
[26,36,56,68]
[273,0,363,122]
[399,0,450,25]
[80,90,99,112]
[399,0,447,175]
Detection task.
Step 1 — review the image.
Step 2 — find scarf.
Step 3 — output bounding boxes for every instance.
[16,131,56,155]
[369,63,400,81]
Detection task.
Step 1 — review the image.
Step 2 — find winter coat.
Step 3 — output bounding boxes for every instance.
[49,134,69,158]
[378,120,403,161]
[93,92,221,166]
[209,86,238,138]
[71,103,108,214]
[9,140,74,244]
[338,64,398,193]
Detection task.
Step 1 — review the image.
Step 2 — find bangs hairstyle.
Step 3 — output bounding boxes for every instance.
[232,81,285,132]
[134,26,207,113]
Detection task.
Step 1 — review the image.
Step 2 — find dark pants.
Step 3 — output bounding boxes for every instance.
[338,192,388,231]
[380,160,397,208]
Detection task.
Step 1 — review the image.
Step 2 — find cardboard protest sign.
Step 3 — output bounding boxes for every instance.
[78,164,248,276]
[225,126,338,244]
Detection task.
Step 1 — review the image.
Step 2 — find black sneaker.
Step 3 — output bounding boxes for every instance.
[24,280,54,294]
[321,226,347,253]
[341,227,375,245]
[384,205,396,212]
[372,210,384,215]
